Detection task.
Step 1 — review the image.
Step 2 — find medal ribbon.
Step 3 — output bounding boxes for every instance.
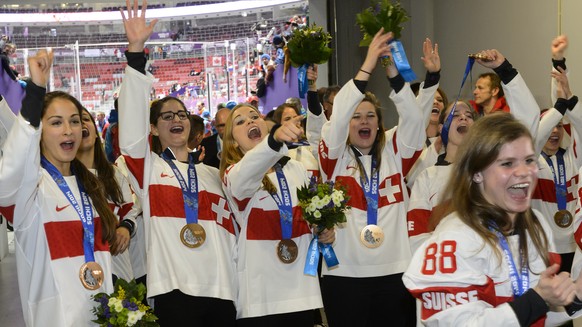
[388,40,417,82]
[441,57,476,147]
[541,148,568,210]
[360,157,379,226]
[297,63,309,99]
[304,232,340,276]
[270,163,293,240]
[489,224,529,297]
[41,156,96,263]
[161,148,199,224]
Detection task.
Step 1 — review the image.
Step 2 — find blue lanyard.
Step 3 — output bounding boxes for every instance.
[41,156,96,263]
[270,164,293,240]
[441,57,476,147]
[489,224,529,297]
[161,148,199,224]
[359,157,379,225]
[541,149,568,210]
[388,40,417,82]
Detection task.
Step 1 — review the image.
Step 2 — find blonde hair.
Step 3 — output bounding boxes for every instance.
[219,104,276,193]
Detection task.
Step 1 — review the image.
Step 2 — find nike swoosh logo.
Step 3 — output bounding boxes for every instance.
[259,195,269,201]
[429,193,437,202]
[346,165,357,170]
[160,172,174,178]
[56,204,70,212]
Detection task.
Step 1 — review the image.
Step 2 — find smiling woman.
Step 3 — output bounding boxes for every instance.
[0,50,118,326]
[403,113,582,326]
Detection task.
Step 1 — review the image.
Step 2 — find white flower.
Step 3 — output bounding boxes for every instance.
[315,197,326,209]
[127,311,139,326]
[108,297,120,310]
[307,202,317,213]
[331,191,344,204]
[314,210,322,218]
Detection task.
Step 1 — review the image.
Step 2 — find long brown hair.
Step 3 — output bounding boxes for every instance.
[442,113,549,268]
[81,107,124,206]
[219,104,277,193]
[349,92,386,179]
[42,92,117,244]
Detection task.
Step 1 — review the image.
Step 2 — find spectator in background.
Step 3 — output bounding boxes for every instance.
[104,102,120,163]
[322,85,340,120]
[200,107,230,169]
[95,111,107,135]
[225,100,237,110]
[188,114,205,152]
[471,72,510,115]
[1,41,20,81]
[247,95,259,108]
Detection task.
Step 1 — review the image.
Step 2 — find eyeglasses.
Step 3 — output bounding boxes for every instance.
[159,110,189,121]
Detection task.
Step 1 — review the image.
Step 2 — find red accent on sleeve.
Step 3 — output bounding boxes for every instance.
[408,277,496,321]
[123,155,145,189]
[0,205,15,223]
[407,208,431,237]
[319,140,338,179]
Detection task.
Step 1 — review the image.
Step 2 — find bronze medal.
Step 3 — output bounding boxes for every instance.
[360,225,384,248]
[276,239,298,264]
[554,210,573,228]
[79,261,104,290]
[180,223,206,248]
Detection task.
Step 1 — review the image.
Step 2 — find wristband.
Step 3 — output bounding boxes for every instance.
[359,68,372,75]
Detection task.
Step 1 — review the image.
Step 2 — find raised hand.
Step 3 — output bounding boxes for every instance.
[551,35,568,61]
[551,66,572,99]
[307,65,318,91]
[356,28,393,81]
[274,115,305,144]
[533,264,576,307]
[474,49,506,70]
[28,48,54,88]
[421,38,440,73]
[120,0,158,52]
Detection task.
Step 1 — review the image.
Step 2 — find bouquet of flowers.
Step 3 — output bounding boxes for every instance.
[356,0,410,47]
[286,23,333,68]
[297,176,350,230]
[298,176,350,275]
[91,279,158,327]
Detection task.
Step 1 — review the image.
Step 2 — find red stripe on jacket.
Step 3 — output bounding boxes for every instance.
[44,217,109,260]
[246,206,311,240]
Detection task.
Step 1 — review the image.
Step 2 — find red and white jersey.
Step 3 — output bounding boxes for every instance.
[407,164,452,253]
[0,115,114,327]
[318,79,433,277]
[118,66,237,301]
[90,166,139,281]
[533,103,582,254]
[223,137,322,319]
[115,155,147,279]
[403,211,577,326]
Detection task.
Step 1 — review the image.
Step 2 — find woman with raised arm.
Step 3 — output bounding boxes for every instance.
[0,50,118,326]
[219,97,335,326]
[317,29,438,327]
[118,1,238,325]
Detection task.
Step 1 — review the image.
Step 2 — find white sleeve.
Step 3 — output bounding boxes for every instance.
[536,108,563,156]
[564,101,582,168]
[0,115,42,227]
[224,136,285,202]
[406,143,439,188]
[390,83,430,162]
[502,73,540,140]
[0,97,16,150]
[306,109,326,159]
[407,168,433,254]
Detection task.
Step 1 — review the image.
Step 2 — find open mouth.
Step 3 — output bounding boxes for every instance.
[456,125,468,134]
[431,108,440,114]
[248,126,262,140]
[358,128,371,138]
[82,128,89,138]
[508,183,529,199]
[61,141,75,150]
[170,126,184,134]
